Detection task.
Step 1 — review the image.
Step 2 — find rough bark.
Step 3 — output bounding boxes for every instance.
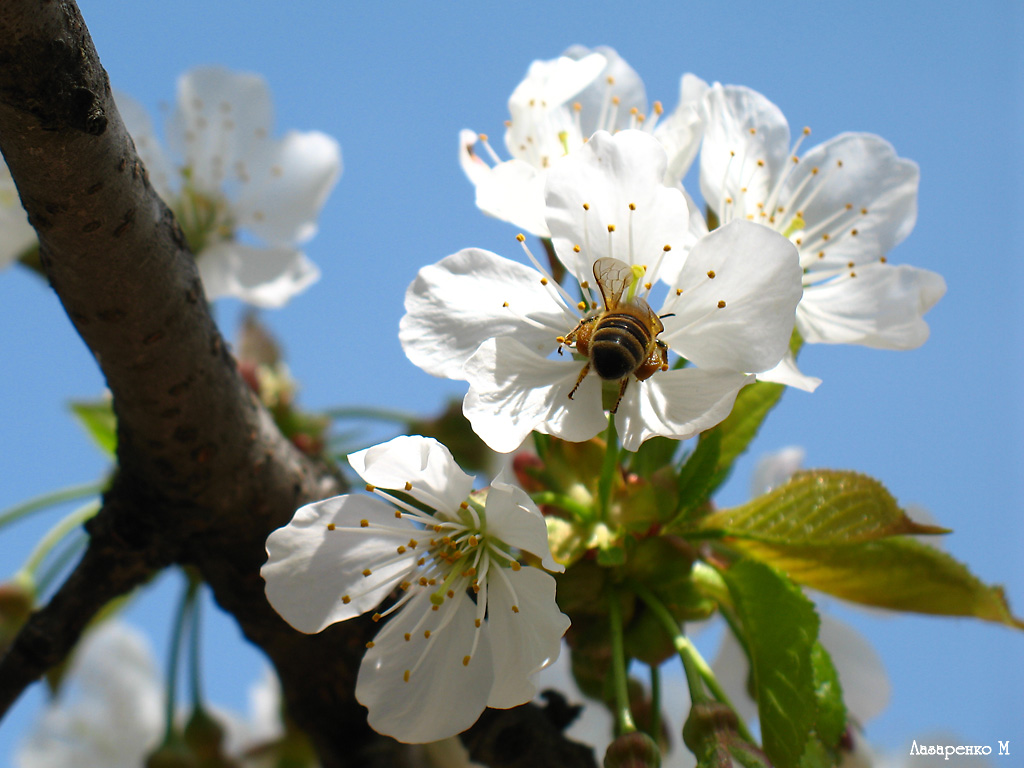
[0,3,596,767]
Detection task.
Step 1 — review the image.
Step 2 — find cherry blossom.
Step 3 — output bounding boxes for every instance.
[262,435,569,743]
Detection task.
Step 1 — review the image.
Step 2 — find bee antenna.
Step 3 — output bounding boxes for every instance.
[659,313,676,319]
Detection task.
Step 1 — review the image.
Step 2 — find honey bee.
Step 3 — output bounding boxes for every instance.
[558,257,669,413]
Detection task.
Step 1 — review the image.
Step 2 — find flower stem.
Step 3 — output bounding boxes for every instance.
[164,572,200,738]
[649,663,662,742]
[597,413,619,523]
[14,500,100,587]
[34,530,87,596]
[607,590,637,735]
[323,406,419,424]
[627,579,754,743]
[0,481,105,531]
[187,575,205,709]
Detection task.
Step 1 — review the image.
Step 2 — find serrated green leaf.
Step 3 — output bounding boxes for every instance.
[722,560,819,768]
[669,430,721,526]
[695,470,948,544]
[707,381,785,490]
[69,399,117,458]
[729,537,1024,629]
[810,642,845,750]
[798,737,832,768]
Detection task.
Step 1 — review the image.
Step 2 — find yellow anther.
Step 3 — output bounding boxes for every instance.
[629,202,636,210]
[717,300,727,309]
[582,203,590,210]
[573,244,581,252]
[397,546,406,554]
[541,277,548,285]
[653,101,664,114]
[372,612,382,623]
[516,233,526,242]
[366,641,374,648]
[404,481,412,491]
[362,568,372,577]
[512,605,520,613]
[424,630,432,638]
[463,655,472,666]
[342,595,351,604]
[404,670,411,682]
[478,133,488,142]
[707,270,716,279]
[327,523,336,531]
[503,301,509,308]
[676,288,683,296]
[365,484,375,492]
[360,519,369,527]
[511,561,521,571]
[475,619,482,628]
[404,632,411,641]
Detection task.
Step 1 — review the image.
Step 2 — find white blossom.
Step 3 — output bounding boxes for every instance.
[262,435,570,743]
[405,130,802,453]
[698,83,945,389]
[459,46,708,238]
[119,67,341,308]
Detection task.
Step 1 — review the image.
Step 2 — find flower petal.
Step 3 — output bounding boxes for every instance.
[563,45,647,135]
[661,220,802,373]
[463,337,606,453]
[486,471,563,572]
[798,262,946,349]
[116,91,176,200]
[787,133,918,266]
[819,614,890,724]
[615,368,754,451]
[167,67,274,194]
[348,435,474,513]
[198,242,320,308]
[485,566,570,708]
[262,494,416,633]
[356,589,495,743]
[544,130,690,286]
[699,84,790,220]
[756,351,822,392]
[654,72,709,185]
[458,131,550,236]
[400,248,572,380]
[750,446,806,496]
[234,130,342,246]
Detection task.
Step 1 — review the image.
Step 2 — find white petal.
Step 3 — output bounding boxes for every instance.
[400,248,572,380]
[699,84,790,219]
[486,471,563,572]
[262,494,416,633]
[198,242,319,308]
[508,53,607,118]
[0,163,35,268]
[463,337,606,453]
[234,130,342,246]
[710,625,758,724]
[356,589,495,743]
[661,220,801,373]
[756,351,822,392]
[348,435,474,513]
[798,262,946,349]
[750,446,806,497]
[168,67,274,193]
[115,91,176,200]
[819,614,890,724]
[563,46,647,135]
[17,622,163,768]
[615,368,754,452]
[654,72,709,185]
[485,566,570,708]
[787,133,917,265]
[544,130,690,286]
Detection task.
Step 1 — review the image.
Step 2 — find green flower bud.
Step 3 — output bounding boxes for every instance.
[603,731,661,768]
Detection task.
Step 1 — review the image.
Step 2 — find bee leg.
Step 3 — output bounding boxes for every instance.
[610,377,630,414]
[567,362,591,401]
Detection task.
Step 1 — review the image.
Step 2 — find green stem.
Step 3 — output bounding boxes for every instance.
[649,663,661,742]
[597,413,619,523]
[607,590,636,735]
[628,580,755,743]
[14,501,100,585]
[164,573,200,738]
[188,580,205,709]
[323,406,418,424]
[0,481,105,531]
[34,531,87,595]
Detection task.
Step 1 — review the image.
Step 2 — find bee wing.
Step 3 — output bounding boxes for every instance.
[593,257,632,310]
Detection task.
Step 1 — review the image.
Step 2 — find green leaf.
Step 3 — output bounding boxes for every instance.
[69,399,117,458]
[707,381,784,491]
[668,430,721,526]
[728,537,1024,629]
[694,471,948,544]
[809,642,846,751]
[722,560,819,768]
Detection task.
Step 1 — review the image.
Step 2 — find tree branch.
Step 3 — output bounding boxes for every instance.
[0,3,597,767]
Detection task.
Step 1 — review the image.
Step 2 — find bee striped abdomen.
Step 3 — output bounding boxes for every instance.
[591,312,652,380]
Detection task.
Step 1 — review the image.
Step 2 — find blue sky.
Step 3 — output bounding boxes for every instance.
[1,0,1022,763]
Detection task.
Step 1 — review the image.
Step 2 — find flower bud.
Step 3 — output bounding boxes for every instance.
[183,707,227,762]
[145,735,198,768]
[603,731,661,768]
